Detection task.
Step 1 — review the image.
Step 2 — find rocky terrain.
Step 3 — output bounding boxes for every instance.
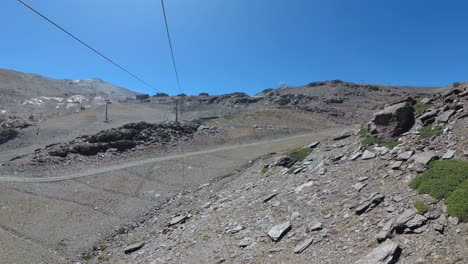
[83,85,467,263]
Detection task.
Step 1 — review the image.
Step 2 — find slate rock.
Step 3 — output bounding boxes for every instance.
[124,242,145,254]
[355,239,400,264]
[435,110,455,123]
[268,221,292,242]
[294,237,314,254]
[361,150,376,160]
[369,101,415,141]
[441,150,456,160]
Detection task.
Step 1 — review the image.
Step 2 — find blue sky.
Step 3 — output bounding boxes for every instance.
[2,0,468,95]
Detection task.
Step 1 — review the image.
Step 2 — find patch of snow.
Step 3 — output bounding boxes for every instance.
[66,95,88,104]
[0,109,6,114]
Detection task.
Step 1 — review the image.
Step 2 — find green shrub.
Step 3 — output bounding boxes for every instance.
[409,160,468,222]
[413,200,432,214]
[413,101,432,116]
[261,165,269,174]
[446,180,468,222]
[409,160,468,199]
[419,125,442,139]
[286,147,313,162]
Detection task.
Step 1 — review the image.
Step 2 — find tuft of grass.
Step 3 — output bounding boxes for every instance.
[446,179,468,222]
[99,245,108,251]
[361,136,380,146]
[383,140,400,149]
[409,160,468,222]
[358,127,370,137]
[286,147,313,162]
[287,167,296,174]
[413,200,432,215]
[419,125,442,140]
[261,165,269,174]
[358,126,381,146]
[413,101,432,116]
[82,253,93,261]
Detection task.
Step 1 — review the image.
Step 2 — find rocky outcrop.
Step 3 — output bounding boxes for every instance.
[369,100,415,141]
[0,128,18,144]
[355,240,401,264]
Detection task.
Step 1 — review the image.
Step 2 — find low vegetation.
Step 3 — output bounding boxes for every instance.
[261,165,269,174]
[413,200,432,215]
[409,160,468,221]
[359,126,400,148]
[413,101,432,115]
[286,147,313,162]
[419,125,442,139]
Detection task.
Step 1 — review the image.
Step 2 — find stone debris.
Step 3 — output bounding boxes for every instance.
[355,239,400,264]
[124,242,145,255]
[353,182,367,192]
[361,150,376,160]
[168,215,188,226]
[441,149,456,160]
[435,109,455,123]
[396,150,414,161]
[268,221,292,242]
[376,218,396,242]
[293,237,314,254]
[390,160,403,170]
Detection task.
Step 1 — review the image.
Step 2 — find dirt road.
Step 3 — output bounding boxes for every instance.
[0,128,344,263]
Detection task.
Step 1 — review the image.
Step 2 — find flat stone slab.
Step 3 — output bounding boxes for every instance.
[396,150,414,161]
[124,242,145,255]
[442,150,456,160]
[355,239,400,264]
[268,221,292,242]
[353,182,367,192]
[435,110,455,123]
[294,237,314,254]
[168,215,188,226]
[361,150,376,160]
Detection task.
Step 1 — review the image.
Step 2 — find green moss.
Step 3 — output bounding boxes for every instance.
[419,125,442,139]
[413,200,432,214]
[261,165,269,174]
[82,253,93,261]
[409,159,468,222]
[286,147,313,162]
[409,160,468,199]
[383,140,400,149]
[446,179,468,222]
[413,101,432,116]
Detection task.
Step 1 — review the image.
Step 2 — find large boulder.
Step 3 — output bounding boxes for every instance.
[369,100,415,141]
[0,128,18,144]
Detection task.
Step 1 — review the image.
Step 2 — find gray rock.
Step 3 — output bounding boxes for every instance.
[390,160,403,170]
[353,182,367,192]
[349,151,362,160]
[293,237,314,254]
[419,109,438,125]
[306,141,320,148]
[332,130,352,141]
[168,215,188,226]
[268,221,292,242]
[435,109,455,123]
[408,151,438,172]
[448,216,459,226]
[357,176,369,182]
[376,218,396,242]
[405,214,427,229]
[361,150,376,160]
[441,150,456,160]
[124,242,145,254]
[369,101,415,141]
[0,128,18,144]
[355,239,400,264]
[238,237,253,248]
[355,201,372,215]
[306,220,323,232]
[394,209,416,228]
[433,223,445,233]
[424,207,442,220]
[396,150,414,161]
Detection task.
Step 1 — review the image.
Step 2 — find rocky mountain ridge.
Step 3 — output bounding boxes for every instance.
[84,85,467,263]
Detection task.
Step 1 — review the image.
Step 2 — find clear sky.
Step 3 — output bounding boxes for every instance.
[2,0,468,95]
